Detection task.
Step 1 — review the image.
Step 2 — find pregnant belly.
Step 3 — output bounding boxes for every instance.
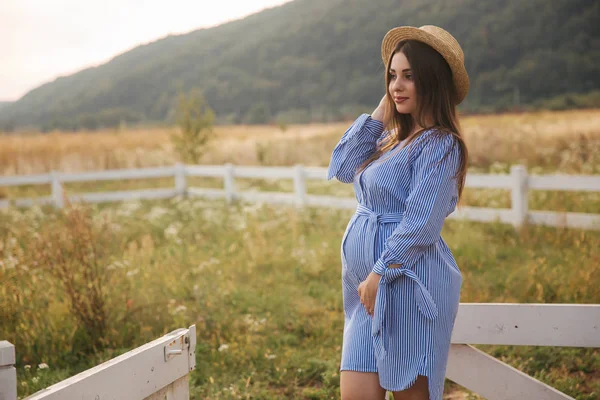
[341,217,399,277]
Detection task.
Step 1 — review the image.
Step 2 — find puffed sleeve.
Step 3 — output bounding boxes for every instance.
[327,113,386,183]
[372,132,461,275]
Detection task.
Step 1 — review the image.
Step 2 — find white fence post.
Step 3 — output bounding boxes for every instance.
[51,171,64,209]
[174,163,187,197]
[224,163,236,204]
[511,165,528,228]
[0,341,17,400]
[293,164,307,208]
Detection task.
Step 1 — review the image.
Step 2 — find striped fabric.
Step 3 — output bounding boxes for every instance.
[327,113,462,399]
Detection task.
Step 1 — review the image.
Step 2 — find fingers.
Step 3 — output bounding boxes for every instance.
[357,283,375,316]
[359,294,374,316]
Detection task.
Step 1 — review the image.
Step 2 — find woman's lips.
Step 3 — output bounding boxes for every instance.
[394,97,409,103]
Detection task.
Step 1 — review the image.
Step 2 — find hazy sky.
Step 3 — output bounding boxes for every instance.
[0,0,292,101]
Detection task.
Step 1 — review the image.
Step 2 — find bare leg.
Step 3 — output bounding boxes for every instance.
[340,371,388,400]
[392,375,429,400]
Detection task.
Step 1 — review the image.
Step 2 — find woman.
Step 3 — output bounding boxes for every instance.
[327,25,469,400]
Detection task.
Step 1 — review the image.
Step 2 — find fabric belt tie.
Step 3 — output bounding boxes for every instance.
[355,203,439,360]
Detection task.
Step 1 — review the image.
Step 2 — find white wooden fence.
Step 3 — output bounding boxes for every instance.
[1,325,196,400]
[448,304,600,399]
[2,305,599,399]
[1,163,599,230]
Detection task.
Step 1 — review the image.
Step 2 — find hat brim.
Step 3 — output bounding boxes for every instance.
[381,26,469,105]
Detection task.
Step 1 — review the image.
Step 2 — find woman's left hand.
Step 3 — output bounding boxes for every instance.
[358,272,382,316]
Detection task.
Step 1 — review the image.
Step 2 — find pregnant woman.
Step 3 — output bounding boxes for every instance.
[327,25,469,400]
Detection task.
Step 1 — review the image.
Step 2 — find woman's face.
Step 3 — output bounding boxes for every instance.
[388,51,417,117]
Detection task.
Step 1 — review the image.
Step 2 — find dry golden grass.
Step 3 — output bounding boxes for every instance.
[1,108,599,175]
[0,122,348,175]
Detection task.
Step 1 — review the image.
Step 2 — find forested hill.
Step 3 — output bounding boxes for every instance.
[1,0,598,131]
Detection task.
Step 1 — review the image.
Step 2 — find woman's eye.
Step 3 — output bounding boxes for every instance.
[390,74,397,80]
[405,74,413,80]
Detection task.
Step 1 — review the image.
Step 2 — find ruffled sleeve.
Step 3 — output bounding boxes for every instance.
[372,132,461,275]
[327,113,385,183]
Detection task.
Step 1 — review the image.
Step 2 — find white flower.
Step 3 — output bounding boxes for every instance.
[265,354,276,360]
[116,201,141,217]
[32,377,39,383]
[146,206,169,222]
[164,222,182,239]
[1,255,19,270]
[126,269,139,277]
[243,314,267,332]
[107,260,126,270]
[218,344,229,352]
[38,363,49,370]
[24,365,31,370]
[173,305,187,314]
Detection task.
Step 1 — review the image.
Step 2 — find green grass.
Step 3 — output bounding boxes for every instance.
[1,197,599,399]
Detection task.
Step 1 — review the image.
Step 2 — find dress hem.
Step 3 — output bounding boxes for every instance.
[339,366,378,374]
[339,367,433,396]
[380,372,430,393]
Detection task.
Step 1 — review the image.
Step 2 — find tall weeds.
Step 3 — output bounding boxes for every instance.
[31,204,112,353]
[0,204,122,362]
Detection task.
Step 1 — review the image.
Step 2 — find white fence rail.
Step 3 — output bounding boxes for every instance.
[1,325,196,400]
[1,163,599,230]
[448,304,600,400]
[2,305,599,399]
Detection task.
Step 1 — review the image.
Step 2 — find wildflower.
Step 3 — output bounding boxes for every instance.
[265,354,276,360]
[146,206,169,222]
[218,344,229,352]
[126,269,139,277]
[32,377,39,384]
[117,201,141,217]
[173,305,187,314]
[164,223,180,237]
[38,363,49,370]
[24,365,31,370]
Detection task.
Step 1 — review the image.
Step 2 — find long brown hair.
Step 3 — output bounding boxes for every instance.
[357,40,469,199]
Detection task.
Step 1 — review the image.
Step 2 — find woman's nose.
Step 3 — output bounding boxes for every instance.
[392,79,404,93]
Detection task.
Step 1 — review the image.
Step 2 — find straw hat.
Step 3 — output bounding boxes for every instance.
[381,25,469,105]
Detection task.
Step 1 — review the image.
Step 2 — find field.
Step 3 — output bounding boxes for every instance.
[1,109,599,399]
[2,109,600,176]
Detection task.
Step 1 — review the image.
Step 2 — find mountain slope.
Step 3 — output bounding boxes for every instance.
[1,0,598,130]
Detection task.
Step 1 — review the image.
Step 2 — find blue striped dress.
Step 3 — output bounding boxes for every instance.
[327,113,462,399]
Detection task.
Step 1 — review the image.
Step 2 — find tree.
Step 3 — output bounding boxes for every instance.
[171,90,215,164]
[244,102,271,125]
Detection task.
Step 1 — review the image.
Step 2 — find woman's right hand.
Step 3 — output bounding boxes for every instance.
[372,94,390,126]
